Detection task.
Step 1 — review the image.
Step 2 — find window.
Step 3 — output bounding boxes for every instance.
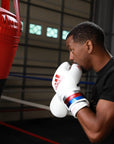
[28,24,69,40]
[29,24,42,35]
[46,27,58,38]
[62,30,69,40]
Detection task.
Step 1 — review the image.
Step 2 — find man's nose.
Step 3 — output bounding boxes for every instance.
[69,52,74,61]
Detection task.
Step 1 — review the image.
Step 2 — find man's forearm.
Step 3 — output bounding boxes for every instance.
[77,107,110,143]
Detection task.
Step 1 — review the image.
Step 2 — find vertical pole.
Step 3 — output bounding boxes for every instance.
[89,0,95,21]
[85,0,95,98]
[57,0,64,66]
[20,0,30,121]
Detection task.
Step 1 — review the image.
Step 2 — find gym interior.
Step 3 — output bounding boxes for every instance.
[0,0,114,144]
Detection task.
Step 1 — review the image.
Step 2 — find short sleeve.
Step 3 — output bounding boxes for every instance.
[100,72,114,102]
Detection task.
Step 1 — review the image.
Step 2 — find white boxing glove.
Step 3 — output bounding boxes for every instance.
[54,62,89,117]
[50,62,70,118]
[52,62,70,92]
[50,94,68,118]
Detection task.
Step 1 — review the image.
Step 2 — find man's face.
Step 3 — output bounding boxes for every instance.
[66,35,91,71]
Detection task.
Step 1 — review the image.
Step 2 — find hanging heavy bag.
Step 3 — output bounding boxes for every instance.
[0,0,22,96]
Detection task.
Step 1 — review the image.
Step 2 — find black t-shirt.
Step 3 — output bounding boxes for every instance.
[90,57,114,144]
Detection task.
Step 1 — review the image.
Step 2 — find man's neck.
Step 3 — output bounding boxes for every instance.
[92,50,112,72]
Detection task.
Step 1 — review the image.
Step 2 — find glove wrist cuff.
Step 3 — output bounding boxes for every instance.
[70,100,89,118]
[63,92,89,118]
[63,91,83,108]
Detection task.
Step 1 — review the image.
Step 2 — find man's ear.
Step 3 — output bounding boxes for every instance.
[85,40,94,54]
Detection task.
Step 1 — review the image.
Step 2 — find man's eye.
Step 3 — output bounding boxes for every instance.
[69,48,74,53]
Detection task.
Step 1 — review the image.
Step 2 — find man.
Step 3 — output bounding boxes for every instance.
[50,21,114,144]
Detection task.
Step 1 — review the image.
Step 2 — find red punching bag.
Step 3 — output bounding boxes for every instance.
[0,0,22,95]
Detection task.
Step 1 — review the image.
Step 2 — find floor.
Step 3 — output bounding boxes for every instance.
[0,116,91,144]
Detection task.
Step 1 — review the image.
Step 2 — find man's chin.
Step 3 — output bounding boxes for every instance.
[81,66,88,73]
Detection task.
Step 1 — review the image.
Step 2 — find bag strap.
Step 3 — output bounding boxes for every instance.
[13,0,21,35]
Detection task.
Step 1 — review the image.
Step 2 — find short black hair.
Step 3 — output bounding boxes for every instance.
[67,21,105,46]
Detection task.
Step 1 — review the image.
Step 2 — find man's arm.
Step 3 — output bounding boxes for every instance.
[51,62,114,143]
[77,99,114,143]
